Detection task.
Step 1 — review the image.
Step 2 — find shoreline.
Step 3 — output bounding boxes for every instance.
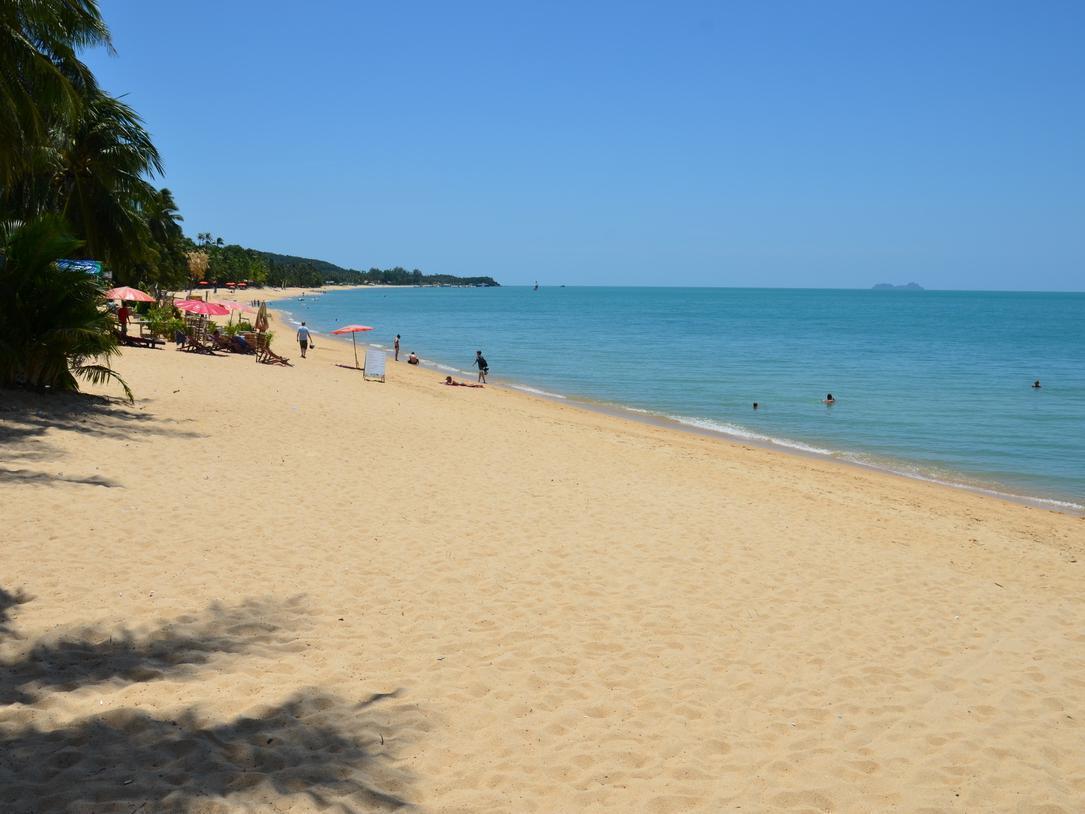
[262,291,1083,518]
[6,310,1085,812]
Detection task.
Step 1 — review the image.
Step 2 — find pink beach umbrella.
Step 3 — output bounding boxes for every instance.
[104,286,154,302]
[217,300,254,314]
[216,300,254,325]
[174,299,230,317]
[330,324,374,369]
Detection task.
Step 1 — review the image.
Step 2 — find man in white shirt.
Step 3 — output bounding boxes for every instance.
[296,322,312,358]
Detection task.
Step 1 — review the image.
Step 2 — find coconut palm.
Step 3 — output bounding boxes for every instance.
[0,0,112,186]
[52,91,162,271]
[0,215,131,400]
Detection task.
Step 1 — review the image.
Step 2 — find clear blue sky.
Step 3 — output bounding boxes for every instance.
[87,1,1084,289]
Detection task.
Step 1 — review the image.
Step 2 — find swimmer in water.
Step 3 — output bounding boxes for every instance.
[752,402,759,410]
[823,393,836,405]
[1032,380,1042,388]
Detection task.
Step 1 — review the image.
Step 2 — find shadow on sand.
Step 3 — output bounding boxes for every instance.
[0,597,309,705]
[0,590,421,811]
[0,587,30,639]
[0,390,203,487]
[0,689,417,813]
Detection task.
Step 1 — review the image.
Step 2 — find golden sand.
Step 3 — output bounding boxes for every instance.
[2,288,1083,812]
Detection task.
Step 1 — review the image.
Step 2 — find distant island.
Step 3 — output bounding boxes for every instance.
[872,282,924,290]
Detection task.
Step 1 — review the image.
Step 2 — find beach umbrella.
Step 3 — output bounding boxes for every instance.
[217,300,254,327]
[331,324,374,369]
[104,286,154,302]
[174,299,230,316]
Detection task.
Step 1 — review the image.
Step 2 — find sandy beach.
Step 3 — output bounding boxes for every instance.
[2,290,1083,813]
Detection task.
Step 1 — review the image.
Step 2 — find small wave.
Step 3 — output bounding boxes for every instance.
[664,414,837,456]
[434,363,465,374]
[510,384,568,399]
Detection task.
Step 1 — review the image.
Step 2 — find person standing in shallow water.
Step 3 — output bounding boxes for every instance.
[394,334,401,361]
[474,350,489,383]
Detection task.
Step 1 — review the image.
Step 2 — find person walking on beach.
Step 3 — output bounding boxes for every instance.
[394,334,401,361]
[297,322,312,358]
[474,350,489,383]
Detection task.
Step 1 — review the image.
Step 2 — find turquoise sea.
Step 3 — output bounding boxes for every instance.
[273,287,1085,511]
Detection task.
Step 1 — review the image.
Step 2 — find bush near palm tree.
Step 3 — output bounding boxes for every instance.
[0,216,131,400]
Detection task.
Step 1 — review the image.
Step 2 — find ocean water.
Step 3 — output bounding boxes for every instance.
[273,287,1085,510]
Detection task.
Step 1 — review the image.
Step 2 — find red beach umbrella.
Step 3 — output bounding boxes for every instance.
[174,299,230,316]
[330,324,374,369]
[104,286,154,302]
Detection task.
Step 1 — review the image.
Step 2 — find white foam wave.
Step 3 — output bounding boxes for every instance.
[509,384,568,399]
[664,414,837,456]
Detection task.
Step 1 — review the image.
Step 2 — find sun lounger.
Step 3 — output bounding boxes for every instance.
[363,349,386,382]
[178,333,220,355]
[253,333,292,366]
[114,330,164,349]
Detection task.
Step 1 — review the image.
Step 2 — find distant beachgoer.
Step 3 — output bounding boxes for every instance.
[1032,380,1042,388]
[394,334,401,361]
[823,393,836,404]
[407,352,419,365]
[753,402,759,410]
[297,322,312,358]
[474,350,489,383]
[444,375,483,388]
[117,304,130,335]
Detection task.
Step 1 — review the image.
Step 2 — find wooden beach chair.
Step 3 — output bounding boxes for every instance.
[178,332,219,355]
[114,330,164,349]
[253,333,292,366]
[363,349,386,382]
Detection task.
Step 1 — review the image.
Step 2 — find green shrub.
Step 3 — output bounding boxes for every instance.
[0,217,132,400]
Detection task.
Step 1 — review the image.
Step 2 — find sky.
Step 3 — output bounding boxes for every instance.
[86,1,1085,289]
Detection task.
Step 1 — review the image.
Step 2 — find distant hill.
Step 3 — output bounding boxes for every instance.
[872,282,924,290]
[255,250,500,288]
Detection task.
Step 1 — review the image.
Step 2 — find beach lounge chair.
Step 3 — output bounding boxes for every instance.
[363,349,386,382]
[209,333,247,353]
[229,335,256,355]
[253,333,292,366]
[114,330,164,349]
[178,332,219,355]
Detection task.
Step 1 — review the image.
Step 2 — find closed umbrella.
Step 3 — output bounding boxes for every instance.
[254,302,269,332]
[331,324,374,369]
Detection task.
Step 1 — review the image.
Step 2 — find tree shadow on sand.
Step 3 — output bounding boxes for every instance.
[0,390,203,487]
[0,597,310,705]
[0,688,420,813]
[0,587,31,639]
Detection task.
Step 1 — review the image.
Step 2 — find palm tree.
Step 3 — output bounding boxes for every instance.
[0,215,131,400]
[0,0,112,186]
[138,186,187,289]
[52,91,162,272]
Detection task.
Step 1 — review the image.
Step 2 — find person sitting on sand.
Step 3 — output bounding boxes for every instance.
[407,352,419,365]
[823,393,836,404]
[1032,380,1042,388]
[444,375,483,388]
